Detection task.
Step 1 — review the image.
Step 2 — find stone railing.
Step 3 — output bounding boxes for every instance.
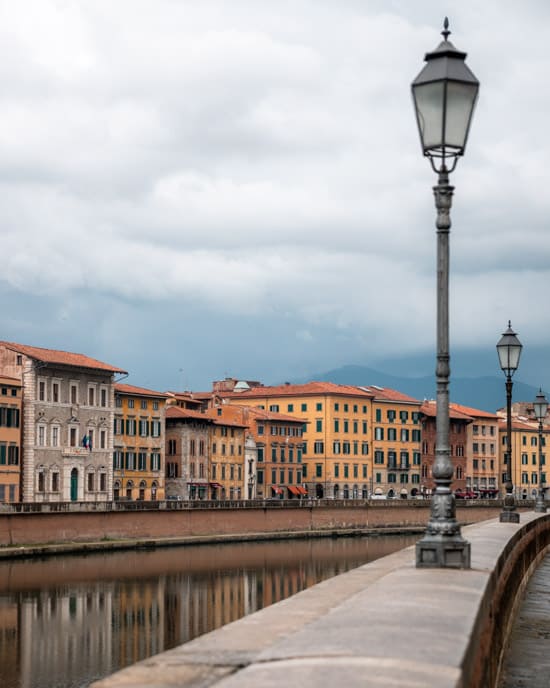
[91,512,550,688]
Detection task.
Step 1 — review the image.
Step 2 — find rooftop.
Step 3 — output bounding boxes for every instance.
[224,381,375,399]
[115,383,168,399]
[0,341,127,374]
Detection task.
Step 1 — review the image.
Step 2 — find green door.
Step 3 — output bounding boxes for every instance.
[70,468,78,501]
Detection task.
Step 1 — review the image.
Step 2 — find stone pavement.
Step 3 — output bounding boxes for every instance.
[499,552,550,687]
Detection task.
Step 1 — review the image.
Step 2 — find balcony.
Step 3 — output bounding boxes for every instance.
[62,447,91,457]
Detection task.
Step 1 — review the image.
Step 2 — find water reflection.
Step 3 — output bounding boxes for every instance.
[0,534,418,688]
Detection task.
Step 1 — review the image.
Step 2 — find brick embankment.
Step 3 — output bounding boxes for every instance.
[0,500,529,556]
[92,512,550,688]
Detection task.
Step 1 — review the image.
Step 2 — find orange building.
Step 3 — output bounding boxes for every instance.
[205,404,307,500]
[113,384,167,501]
[0,375,22,502]
[223,381,374,499]
[452,403,499,496]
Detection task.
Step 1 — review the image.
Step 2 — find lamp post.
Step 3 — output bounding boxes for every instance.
[533,389,548,513]
[412,18,479,569]
[496,321,523,523]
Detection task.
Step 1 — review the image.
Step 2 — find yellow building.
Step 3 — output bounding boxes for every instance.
[209,414,247,500]
[224,382,374,499]
[363,386,422,498]
[113,384,167,501]
[0,375,22,502]
[499,417,548,500]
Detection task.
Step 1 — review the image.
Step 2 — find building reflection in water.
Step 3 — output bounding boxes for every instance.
[0,535,418,688]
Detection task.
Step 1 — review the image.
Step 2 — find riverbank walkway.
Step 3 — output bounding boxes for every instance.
[93,512,550,688]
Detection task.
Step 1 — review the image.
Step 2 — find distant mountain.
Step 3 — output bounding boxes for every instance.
[291,364,539,413]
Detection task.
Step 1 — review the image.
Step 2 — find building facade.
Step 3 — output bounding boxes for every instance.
[205,404,305,500]
[113,384,167,501]
[452,403,499,496]
[499,417,548,500]
[419,401,471,495]
[0,375,22,502]
[224,382,374,499]
[0,341,126,502]
[362,386,422,498]
[165,407,214,500]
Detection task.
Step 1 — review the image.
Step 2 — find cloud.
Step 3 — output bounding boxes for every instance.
[0,1,549,387]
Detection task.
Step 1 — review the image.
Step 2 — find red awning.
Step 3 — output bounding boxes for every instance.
[209,482,223,488]
[296,486,308,495]
[272,486,284,495]
[287,486,301,496]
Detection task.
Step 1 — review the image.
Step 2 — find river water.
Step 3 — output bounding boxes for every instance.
[0,534,418,688]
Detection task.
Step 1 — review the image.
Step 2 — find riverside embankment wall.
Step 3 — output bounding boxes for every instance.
[0,500,525,548]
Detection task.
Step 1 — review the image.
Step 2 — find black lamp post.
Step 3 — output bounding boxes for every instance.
[496,321,523,523]
[412,18,479,569]
[533,389,548,514]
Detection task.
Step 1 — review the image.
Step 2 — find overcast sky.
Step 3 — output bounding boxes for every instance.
[1,1,550,392]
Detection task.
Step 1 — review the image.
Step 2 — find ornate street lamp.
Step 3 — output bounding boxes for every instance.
[496,321,523,522]
[533,389,548,513]
[413,18,479,569]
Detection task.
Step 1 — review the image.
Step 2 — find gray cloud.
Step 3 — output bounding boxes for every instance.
[0,1,549,388]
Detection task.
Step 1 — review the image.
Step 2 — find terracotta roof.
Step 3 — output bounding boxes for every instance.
[224,381,375,399]
[450,403,498,420]
[498,418,539,431]
[359,385,420,404]
[0,341,126,374]
[115,383,168,399]
[205,404,306,426]
[166,407,213,422]
[420,400,473,421]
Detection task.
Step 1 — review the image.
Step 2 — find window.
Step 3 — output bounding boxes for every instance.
[51,426,59,447]
[375,427,384,441]
[334,403,340,411]
[353,464,358,478]
[269,404,279,412]
[38,472,45,493]
[316,419,322,432]
[316,403,322,411]
[100,388,108,407]
[126,452,136,470]
[361,442,369,456]
[70,427,78,447]
[87,473,94,492]
[70,383,78,405]
[400,410,408,423]
[52,381,60,403]
[362,464,367,478]
[400,429,409,442]
[343,420,349,433]
[115,396,122,408]
[151,453,161,471]
[334,419,340,433]
[38,425,46,447]
[153,400,159,410]
[139,399,147,410]
[316,464,322,477]
[375,409,381,422]
[388,473,396,483]
[100,473,107,491]
[52,472,59,492]
[128,399,135,409]
[334,463,340,478]
[287,404,294,412]
[140,419,148,437]
[301,403,307,411]
[38,380,46,401]
[257,447,264,462]
[88,386,96,406]
[412,429,421,442]
[362,421,368,434]
[314,441,324,454]
[138,452,147,470]
[387,428,397,441]
[387,410,396,422]
[258,425,264,435]
[151,420,161,437]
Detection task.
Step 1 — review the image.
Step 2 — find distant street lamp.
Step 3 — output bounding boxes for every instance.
[496,321,523,522]
[412,18,479,569]
[533,389,548,513]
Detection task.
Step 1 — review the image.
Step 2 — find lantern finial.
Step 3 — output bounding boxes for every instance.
[442,17,451,41]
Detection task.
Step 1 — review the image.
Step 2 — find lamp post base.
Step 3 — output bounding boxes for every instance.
[416,534,471,569]
[499,510,520,523]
